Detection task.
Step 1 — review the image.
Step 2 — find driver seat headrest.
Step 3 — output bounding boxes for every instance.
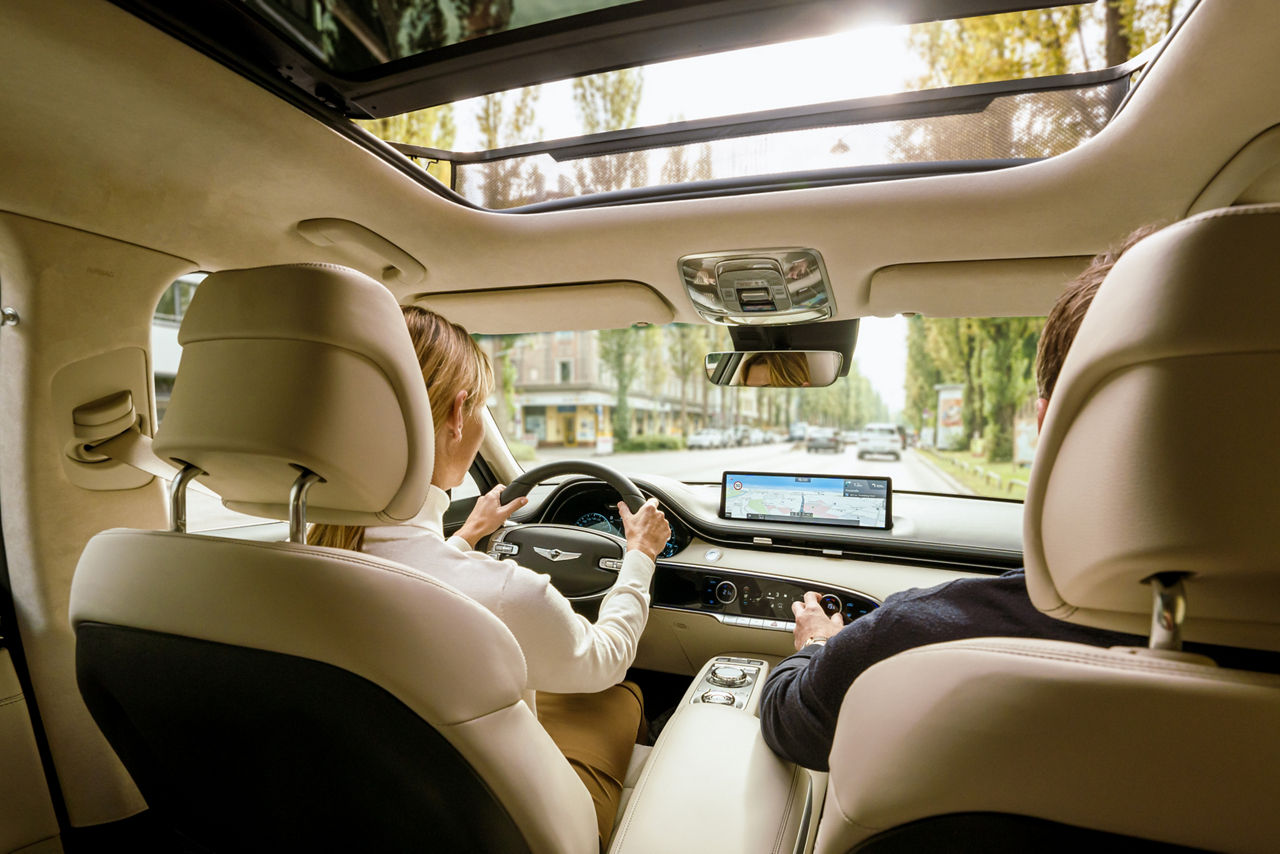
[153,263,433,525]
[1024,204,1280,651]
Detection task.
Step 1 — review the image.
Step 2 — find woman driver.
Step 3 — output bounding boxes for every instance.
[309,305,670,845]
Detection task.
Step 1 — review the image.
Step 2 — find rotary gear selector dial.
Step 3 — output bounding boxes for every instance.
[708,665,749,688]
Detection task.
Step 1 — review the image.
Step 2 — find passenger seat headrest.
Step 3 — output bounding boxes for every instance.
[154,264,433,525]
[1024,204,1280,652]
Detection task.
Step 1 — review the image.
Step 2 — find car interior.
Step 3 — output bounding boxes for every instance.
[2,0,1279,852]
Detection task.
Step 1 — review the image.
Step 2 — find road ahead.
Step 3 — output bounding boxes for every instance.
[532,443,963,494]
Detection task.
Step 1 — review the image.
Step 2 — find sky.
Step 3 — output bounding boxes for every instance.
[854,316,907,414]
[448,23,921,413]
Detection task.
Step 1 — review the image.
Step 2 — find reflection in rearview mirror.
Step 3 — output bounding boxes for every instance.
[704,350,842,387]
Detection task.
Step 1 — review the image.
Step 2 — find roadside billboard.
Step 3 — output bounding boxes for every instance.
[934,384,965,450]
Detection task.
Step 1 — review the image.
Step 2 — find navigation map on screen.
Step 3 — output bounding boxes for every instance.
[720,472,891,530]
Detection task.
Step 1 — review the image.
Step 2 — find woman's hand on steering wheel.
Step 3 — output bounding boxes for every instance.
[618,498,670,561]
[455,484,528,549]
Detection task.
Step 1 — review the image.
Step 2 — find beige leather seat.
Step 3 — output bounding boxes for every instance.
[69,264,600,853]
[814,206,1280,853]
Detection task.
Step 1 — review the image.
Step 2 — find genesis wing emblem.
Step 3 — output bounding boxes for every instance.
[533,546,581,562]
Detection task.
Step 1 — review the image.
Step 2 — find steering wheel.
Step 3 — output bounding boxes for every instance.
[492,461,649,609]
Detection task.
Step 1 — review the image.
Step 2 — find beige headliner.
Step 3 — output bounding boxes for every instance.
[2,0,1280,326]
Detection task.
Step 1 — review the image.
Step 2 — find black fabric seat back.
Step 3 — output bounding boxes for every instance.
[77,622,532,854]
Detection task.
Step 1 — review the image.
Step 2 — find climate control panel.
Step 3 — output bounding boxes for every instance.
[654,563,879,631]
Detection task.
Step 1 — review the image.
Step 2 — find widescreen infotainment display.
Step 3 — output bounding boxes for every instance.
[720,472,892,530]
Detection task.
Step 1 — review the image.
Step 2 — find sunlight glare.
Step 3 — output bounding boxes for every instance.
[451,23,919,150]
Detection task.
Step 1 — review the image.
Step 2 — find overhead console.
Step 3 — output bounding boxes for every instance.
[679,247,835,324]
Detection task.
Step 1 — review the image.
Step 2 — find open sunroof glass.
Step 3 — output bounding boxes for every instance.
[391,63,1135,210]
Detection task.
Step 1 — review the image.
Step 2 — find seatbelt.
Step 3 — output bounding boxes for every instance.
[89,428,220,498]
[92,430,178,481]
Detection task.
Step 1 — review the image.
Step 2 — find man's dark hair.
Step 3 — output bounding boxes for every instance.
[1035,224,1165,400]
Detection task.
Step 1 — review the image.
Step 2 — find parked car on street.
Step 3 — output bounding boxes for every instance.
[686,428,725,449]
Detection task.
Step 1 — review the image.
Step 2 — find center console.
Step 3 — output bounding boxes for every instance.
[608,654,813,854]
[691,656,765,710]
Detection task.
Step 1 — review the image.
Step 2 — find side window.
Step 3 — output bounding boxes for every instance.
[152,273,205,422]
[453,471,481,501]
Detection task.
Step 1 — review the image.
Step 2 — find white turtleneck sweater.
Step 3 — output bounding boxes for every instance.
[363,485,655,711]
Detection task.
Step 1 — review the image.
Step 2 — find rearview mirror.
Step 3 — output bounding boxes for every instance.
[704,350,842,387]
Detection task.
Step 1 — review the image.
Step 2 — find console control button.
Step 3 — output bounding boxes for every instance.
[819,594,842,616]
[701,690,736,706]
[714,580,737,604]
[708,665,749,688]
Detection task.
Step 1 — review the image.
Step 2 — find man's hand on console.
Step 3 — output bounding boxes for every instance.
[791,591,844,651]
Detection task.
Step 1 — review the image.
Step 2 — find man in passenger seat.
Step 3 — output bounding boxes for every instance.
[758,225,1163,771]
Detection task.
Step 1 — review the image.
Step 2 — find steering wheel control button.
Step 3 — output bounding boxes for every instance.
[700,690,736,706]
[708,665,749,688]
[819,594,842,616]
[491,541,518,555]
[597,557,623,571]
[714,580,738,604]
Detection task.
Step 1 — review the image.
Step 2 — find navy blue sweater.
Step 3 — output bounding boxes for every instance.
[758,570,1142,771]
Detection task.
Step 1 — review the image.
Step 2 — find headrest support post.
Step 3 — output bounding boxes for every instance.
[289,469,324,544]
[1148,574,1189,652]
[168,463,204,533]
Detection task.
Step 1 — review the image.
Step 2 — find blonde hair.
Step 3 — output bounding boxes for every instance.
[308,305,493,551]
[742,351,811,386]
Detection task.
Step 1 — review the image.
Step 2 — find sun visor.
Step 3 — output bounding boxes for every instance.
[867,257,1091,318]
[412,281,673,334]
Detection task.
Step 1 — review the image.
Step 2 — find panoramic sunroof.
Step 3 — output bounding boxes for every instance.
[115,0,1194,209]
[356,0,1193,210]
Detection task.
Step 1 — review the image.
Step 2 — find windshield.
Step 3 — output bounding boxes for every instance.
[479,314,1045,501]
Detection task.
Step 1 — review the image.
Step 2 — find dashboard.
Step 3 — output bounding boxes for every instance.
[534,475,1023,569]
[532,475,1024,649]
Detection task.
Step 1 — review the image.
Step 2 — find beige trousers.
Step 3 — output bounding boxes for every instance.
[537,682,645,847]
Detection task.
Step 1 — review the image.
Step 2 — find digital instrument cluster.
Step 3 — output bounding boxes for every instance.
[546,486,690,558]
